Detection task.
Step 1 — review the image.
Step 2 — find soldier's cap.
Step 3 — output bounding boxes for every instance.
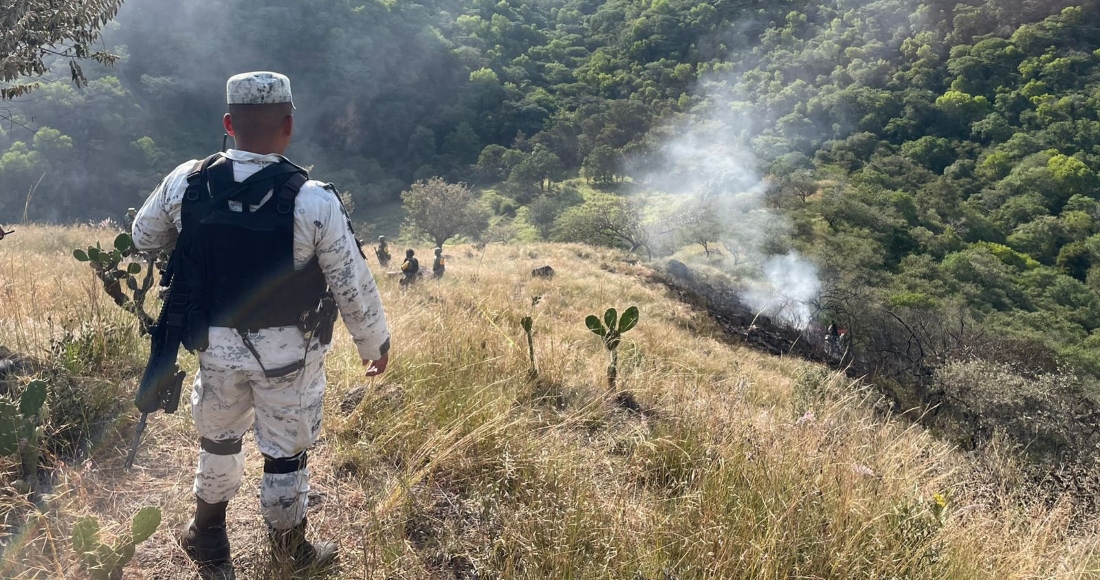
[378,235,385,241]
[434,247,442,254]
[226,71,295,108]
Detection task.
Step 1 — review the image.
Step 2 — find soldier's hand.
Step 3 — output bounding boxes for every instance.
[364,353,388,377]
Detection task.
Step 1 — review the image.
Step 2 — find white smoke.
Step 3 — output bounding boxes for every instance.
[637,82,822,330]
[744,252,821,329]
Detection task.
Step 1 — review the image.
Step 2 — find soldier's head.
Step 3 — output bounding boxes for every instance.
[434,247,442,255]
[406,249,415,258]
[378,235,385,242]
[223,72,295,155]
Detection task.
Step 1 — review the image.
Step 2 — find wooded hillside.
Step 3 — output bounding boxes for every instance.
[4,0,1100,386]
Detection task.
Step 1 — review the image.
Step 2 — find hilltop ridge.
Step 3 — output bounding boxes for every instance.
[0,226,1095,578]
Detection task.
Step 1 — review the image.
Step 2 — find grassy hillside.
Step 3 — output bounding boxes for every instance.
[0,225,1096,578]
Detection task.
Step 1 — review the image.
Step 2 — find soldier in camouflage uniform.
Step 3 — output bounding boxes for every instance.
[400,248,420,286]
[132,72,391,574]
[375,235,390,266]
[432,247,445,278]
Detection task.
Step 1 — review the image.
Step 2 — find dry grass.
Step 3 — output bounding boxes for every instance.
[0,225,1097,579]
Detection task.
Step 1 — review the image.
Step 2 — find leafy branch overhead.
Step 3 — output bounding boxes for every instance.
[0,0,123,99]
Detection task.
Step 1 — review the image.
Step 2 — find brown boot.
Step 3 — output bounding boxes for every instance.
[180,498,231,567]
[269,517,338,571]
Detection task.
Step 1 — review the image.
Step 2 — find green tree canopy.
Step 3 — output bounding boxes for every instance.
[400,177,489,248]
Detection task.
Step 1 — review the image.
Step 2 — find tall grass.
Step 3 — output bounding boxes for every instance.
[0,227,1096,578]
[1,225,145,462]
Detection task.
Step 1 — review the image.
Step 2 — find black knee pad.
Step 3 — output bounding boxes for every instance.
[200,436,243,455]
[263,451,307,474]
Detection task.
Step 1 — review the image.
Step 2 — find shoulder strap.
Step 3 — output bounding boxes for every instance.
[185,153,219,181]
[183,154,232,205]
[181,153,227,232]
[185,155,305,192]
[272,172,309,215]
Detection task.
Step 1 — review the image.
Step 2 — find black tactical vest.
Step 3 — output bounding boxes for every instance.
[179,154,326,333]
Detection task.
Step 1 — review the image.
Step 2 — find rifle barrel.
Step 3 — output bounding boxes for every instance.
[124,412,149,470]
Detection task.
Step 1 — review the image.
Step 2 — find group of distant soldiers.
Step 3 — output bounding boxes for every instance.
[373,235,445,285]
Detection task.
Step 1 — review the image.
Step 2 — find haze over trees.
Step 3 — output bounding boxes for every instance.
[3,0,1100,380]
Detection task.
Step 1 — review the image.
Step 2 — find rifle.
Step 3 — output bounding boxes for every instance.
[127,138,226,469]
[125,255,189,469]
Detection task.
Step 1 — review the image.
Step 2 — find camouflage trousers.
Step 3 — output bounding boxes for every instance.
[191,327,327,531]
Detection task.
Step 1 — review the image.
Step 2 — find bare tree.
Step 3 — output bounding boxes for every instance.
[400,177,489,247]
[677,196,725,257]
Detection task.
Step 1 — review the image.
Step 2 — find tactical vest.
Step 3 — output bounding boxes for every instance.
[179,153,326,337]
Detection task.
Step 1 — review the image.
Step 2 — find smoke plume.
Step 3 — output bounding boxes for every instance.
[639,85,821,329]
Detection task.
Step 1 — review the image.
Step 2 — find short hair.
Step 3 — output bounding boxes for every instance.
[228,103,293,142]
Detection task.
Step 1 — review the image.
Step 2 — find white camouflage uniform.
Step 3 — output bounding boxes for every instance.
[132,148,390,530]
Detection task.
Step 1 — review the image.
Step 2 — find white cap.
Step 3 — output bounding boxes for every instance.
[226,71,294,107]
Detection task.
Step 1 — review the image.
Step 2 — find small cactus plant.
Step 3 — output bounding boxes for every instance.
[585,306,639,389]
[0,380,47,479]
[73,233,164,334]
[72,507,162,580]
[521,316,537,377]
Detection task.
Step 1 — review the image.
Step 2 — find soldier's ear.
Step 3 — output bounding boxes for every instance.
[223,113,235,137]
[282,114,294,137]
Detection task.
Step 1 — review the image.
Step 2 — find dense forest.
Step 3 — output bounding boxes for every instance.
[5,0,1100,386]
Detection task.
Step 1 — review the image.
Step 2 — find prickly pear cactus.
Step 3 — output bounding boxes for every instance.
[71,516,102,568]
[585,306,639,389]
[73,233,162,333]
[521,316,536,377]
[19,380,46,418]
[0,401,20,456]
[0,381,47,477]
[18,380,46,477]
[72,507,162,580]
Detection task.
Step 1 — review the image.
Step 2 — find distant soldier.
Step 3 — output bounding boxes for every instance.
[824,321,839,357]
[124,207,138,231]
[432,247,445,278]
[400,249,420,285]
[375,235,390,266]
